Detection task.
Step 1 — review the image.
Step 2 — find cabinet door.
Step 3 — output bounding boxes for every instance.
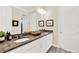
[40,36,47,52]
[25,44,41,53]
[40,33,53,52]
[24,38,41,53]
[46,33,53,48]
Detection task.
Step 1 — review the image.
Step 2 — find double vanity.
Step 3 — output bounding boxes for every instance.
[0,30,53,53]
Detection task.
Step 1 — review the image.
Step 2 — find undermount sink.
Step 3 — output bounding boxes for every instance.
[14,38,29,43]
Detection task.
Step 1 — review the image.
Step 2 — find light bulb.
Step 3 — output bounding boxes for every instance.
[21,19,23,22]
[37,8,46,15]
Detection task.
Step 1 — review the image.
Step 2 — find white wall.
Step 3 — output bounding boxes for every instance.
[38,7,59,46]
[58,6,79,52]
[0,7,12,33]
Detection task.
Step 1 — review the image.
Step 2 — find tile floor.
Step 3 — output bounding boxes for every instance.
[47,46,71,53]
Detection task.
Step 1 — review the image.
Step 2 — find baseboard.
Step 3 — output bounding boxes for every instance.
[52,44,61,48]
[46,45,72,53]
[46,44,61,52]
[52,44,72,53]
[46,46,52,53]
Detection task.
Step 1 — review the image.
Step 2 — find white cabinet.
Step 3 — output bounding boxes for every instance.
[40,33,53,52]
[26,44,41,53]
[7,33,53,53]
[7,38,41,53]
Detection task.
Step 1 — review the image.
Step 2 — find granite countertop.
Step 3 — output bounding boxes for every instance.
[0,31,53,53]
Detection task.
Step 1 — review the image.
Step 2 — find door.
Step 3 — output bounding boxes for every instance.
[58,7,79,52]
[22,15,30,33]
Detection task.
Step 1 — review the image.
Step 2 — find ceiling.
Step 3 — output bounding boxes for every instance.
[13,6,39,14]
[12,6,54,15]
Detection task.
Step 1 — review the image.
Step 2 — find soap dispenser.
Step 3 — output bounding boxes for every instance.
[5,31,12,41]
[8,32,12,40]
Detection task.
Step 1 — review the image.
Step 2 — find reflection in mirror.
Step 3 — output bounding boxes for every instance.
[21,15,30,33]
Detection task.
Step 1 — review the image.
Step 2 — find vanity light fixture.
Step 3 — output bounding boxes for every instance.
[37,8,46,15]
[21,18,23,34]
[21,18,23,22]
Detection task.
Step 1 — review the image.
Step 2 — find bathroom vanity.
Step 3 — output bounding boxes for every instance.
[0,31,53,53]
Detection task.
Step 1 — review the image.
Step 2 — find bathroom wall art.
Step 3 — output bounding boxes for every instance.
[12,20,19,27]
[46,19,54,27]
[38,20,44,27]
